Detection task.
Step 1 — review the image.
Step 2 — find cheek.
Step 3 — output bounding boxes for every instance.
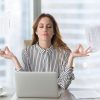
[49,33,54,39]
[49,30,54,35]
[36,27,42,33]
[36,30,42,36]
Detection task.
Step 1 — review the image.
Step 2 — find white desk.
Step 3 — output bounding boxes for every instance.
[0,89,100,100]
[12,91,75,100]
[0,89,76,100]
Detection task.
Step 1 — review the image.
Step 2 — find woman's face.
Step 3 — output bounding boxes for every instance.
[36,17,54,42]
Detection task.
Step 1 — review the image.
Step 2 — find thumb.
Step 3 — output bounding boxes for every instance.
[5,46,10,51]
[4,46,11,54]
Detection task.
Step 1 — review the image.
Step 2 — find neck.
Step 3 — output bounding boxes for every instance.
[38,40,51,49]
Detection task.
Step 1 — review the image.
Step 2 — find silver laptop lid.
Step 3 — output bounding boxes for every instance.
[15,72,59,98]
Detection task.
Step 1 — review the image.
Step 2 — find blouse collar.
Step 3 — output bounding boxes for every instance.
[35,43,54,54]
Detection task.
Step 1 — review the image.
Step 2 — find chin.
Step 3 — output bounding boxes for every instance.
[41,38,51,42]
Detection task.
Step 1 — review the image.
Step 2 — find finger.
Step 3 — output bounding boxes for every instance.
[80,44,84,52]
[0,52,5,57]
[76,44,84,53]
[0,50,4,54]
[86,50,92,54]
[75,44,81,52]
[85,46,91,51]
[85,47,92,53]
[5,46,10,51]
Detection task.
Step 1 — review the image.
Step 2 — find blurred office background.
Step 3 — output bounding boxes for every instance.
[0,0,100,90]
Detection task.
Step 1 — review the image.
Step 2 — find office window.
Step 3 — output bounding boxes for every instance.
[0,0,33,88]
[41,0,100,89]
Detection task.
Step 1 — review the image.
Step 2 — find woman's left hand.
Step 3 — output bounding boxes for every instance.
[70,44,92,58]
[67,44,92,68]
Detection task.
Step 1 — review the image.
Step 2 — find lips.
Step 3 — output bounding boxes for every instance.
[42,33,48,36]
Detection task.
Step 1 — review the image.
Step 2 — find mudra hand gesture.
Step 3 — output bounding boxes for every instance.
[0,46,15,60]
[71,44,92,58]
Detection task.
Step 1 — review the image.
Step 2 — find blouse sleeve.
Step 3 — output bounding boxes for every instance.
[57,50,75,89]
[18,47,31,71]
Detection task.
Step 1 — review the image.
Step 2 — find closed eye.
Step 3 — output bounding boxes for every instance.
[47,26,52,28]
[39,26,43,28]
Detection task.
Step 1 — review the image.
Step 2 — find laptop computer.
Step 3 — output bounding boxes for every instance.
[15,72,60,98]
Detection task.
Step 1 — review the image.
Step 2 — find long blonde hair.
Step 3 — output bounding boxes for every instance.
[32,13,71,51]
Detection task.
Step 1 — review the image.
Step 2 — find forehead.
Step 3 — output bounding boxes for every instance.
[38,17,53,25]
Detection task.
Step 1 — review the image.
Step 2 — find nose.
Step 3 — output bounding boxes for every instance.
[43,26,47,32]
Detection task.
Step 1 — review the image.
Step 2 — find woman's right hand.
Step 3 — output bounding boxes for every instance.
[0,46,15,60]
[0,46,22,71]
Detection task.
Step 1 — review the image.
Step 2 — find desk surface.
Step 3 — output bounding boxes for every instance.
[0,89,100,100]
[0,89,75,100]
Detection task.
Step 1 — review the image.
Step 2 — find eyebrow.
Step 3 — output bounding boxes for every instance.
[38,23,52,26]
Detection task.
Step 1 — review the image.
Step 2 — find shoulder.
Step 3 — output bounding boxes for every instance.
[55,48,71,59]
[22,44,36,56]
[56,48,71,55]
[54,48,71,61]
